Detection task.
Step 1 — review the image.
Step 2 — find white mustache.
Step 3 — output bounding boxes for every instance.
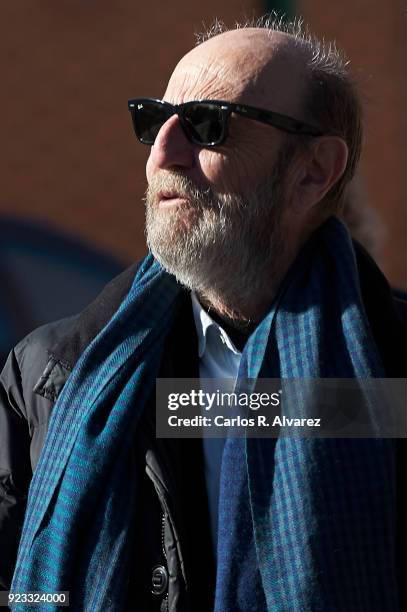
[146,173,218,210]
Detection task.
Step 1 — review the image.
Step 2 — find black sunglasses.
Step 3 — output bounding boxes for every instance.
[127,97,323,147]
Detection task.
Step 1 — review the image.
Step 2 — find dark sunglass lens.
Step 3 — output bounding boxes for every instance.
[184,104,224,145]
[133,102,171,144]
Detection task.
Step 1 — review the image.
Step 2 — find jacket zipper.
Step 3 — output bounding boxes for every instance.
[146,461,171,610]
[146,453,186,610]
[161,512,169,611]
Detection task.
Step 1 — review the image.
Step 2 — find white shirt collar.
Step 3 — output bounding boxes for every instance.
[191,292,241,358]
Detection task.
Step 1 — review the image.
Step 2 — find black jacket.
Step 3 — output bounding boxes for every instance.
[0,263,215,611]
[1,244,407,611]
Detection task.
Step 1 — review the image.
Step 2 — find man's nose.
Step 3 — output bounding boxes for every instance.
[146,114,195,179]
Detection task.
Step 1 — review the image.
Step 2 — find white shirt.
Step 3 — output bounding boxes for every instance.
[190,292,242,555]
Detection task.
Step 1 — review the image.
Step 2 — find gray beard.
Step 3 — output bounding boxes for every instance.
[144,168,286,311]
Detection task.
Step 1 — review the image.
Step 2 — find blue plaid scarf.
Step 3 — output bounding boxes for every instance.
[215,218,397,611]
[12,217,397,611]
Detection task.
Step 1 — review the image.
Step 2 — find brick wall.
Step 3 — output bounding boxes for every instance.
[299,0,407,287]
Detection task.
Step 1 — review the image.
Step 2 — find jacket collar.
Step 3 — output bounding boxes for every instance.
[48,261,140,369]
[353,241,407,376]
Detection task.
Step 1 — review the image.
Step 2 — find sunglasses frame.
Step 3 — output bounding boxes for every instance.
[128,97,324,147]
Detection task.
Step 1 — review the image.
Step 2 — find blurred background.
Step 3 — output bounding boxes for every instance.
[1,0,406,362]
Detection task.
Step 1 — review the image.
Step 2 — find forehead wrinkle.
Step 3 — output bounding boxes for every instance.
[164,59,255,104]
[167,29,309,116]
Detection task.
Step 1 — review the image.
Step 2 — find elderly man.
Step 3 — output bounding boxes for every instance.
[1,19,407,612]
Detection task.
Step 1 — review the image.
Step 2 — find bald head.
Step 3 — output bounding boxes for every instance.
[165,28,311,121]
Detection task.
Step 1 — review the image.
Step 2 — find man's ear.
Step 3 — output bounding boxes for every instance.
[291,136,348,213]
